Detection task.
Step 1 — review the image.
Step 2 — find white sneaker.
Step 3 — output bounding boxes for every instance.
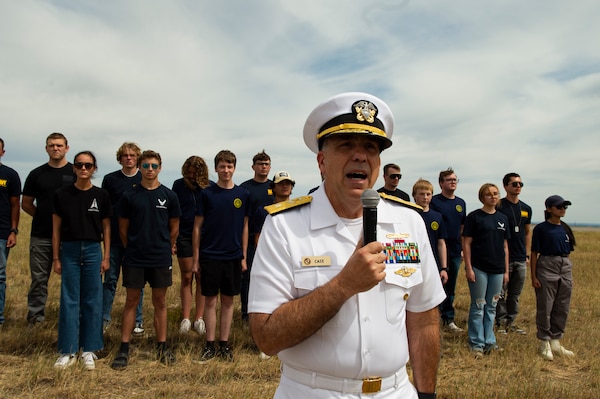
[193,318,206,335]
[550,339,575,358]
[446,322,464,333]
[133,323,145,335]
[179,318,191,334]
[539,340,554,361]
[81,352,97,370]
[54,354,76,370]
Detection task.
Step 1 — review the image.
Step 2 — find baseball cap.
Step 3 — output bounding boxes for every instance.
[273,171,295,184]
[303,92,394,154]
[545,195,572,208]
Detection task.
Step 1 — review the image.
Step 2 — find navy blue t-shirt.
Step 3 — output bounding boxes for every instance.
[463,209,510,274]
[531,221,574,256]
[0,164,21,239]
[240,179,273,238]
[421,209,448,270]
[430,194,466,258]
[198,184,250,261]
[172,178,213,237]
[118,184,181,268]
[102,169,142,245]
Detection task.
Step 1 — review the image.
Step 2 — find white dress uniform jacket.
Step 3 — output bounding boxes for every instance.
[249,186,446,397]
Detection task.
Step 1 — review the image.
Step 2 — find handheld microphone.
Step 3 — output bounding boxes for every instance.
[361,189,380,244]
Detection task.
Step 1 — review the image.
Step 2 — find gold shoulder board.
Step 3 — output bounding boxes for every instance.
[379,192,423,213]
[264,196,313,215]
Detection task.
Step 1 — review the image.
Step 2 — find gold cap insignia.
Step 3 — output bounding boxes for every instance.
[353,100,377,123]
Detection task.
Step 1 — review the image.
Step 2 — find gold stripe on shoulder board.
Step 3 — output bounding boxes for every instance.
[379,192,423,213]
[265,196,313,215]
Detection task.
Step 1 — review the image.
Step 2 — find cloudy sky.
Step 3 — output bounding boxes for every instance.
[2,0,599,224]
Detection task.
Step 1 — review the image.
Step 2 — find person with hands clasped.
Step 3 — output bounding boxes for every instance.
[463,183,509,358]
[52,151,111,370]
[249,92,445,399]
[531,195,576,361]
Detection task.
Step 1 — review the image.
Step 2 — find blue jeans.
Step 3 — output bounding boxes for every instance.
[0,240,10,324]
[496,261,527,325]
[58,241,104,354]
[27,236,53,323]
[440,256,461,322]
[467,267,503,351]
[102,244,144,324]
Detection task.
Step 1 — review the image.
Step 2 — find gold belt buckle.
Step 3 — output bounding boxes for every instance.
[362,377,382,393]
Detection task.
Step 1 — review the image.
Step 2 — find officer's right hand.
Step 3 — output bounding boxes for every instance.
[337,240,386,295]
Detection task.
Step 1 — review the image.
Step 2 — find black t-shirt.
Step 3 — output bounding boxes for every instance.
[463,209,510,274]
[101,169,142,244]
[498,198,532,262]
[53,185,111,242]
[376,186,410,202]
[240,179,273,237]
[23,163,75,238]
[0,164,21,239]
[118,184,181,268]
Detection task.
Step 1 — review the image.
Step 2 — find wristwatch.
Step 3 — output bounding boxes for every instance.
[9,228,18,235]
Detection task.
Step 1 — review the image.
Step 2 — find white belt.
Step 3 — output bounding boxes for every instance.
[281,363,407,394]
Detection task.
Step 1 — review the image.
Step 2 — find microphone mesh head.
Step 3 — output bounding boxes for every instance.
[361,188,380,208]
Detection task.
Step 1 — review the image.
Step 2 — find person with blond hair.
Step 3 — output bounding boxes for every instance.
[412,179,448,285]
[463,183,509,358]
[101,142,145,334]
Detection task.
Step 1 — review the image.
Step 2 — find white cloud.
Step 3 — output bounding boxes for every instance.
[1,0,599,223]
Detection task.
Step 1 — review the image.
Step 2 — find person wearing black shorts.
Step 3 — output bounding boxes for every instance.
[111,150,181,370]
[193,150,250,363]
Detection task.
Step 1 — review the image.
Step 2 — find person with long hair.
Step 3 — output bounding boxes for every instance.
[172,156,210,335]
[463,183,510,358]
[52,151,111,370]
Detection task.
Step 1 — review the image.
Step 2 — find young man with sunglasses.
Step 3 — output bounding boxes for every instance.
[377,163,410,201]
[22,133,75,326]
[495,173,532,334]
[111,150,181,369]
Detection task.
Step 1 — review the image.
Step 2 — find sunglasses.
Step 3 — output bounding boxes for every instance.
[74,162,94,170]
[389,174,402,179]
[141,163,160,170]
[510,181,524,188]
[554,204,569,210]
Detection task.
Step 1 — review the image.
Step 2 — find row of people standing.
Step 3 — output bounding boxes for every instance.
[395,167,575,361]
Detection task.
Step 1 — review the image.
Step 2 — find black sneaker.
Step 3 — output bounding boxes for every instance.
[157,348,176,365]
[218,345,234,362]
[198,345,216,363]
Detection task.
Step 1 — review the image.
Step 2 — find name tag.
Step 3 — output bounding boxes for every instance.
[302,256,331,267]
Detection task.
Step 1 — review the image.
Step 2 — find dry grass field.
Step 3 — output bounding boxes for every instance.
[1,214,599,398]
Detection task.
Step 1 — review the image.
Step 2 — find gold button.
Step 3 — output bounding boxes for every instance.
[403,293,409,300]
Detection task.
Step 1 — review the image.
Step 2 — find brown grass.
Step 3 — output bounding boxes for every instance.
[1,216,599,398]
